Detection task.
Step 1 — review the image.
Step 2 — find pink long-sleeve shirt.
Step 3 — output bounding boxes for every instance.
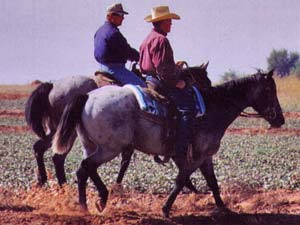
[139,28,179,88]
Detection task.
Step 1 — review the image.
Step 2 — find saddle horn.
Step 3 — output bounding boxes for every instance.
[176,60,189,69]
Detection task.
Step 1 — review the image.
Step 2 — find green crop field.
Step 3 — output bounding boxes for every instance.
[0,75,300,194]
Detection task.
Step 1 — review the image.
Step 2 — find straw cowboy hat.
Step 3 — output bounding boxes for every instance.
[106,3,128,15]
[145,6,180,22]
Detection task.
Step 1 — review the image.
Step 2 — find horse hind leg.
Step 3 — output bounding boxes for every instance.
[76,145,121,211]
[116,146,134,184]
[85,159,109,212]
[52,132,77,186]
[76,161,89,211]
[33,135,52,186]
[77,155,109,211]
[52,153,67,186]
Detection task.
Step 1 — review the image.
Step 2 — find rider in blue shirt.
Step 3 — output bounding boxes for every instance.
[94,3,146,87]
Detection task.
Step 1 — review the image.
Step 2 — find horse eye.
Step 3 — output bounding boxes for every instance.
[265,87,273,97]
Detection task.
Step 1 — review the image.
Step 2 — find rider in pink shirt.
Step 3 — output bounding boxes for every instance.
[140,6,197,161]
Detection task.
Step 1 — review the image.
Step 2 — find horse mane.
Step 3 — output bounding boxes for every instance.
[203,72,263,106]
[220,72,264,93]
[219,72,261,90]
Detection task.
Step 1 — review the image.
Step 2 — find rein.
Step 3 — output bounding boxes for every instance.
[239,111,261,118]
[222,95,261,118]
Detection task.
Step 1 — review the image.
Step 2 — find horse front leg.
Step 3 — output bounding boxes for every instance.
[116,146,134,184]
[185,178,198,193]
[162,169,190,218]
[52,153,68,186]
[33,136,52,186]
[199,157,225,208]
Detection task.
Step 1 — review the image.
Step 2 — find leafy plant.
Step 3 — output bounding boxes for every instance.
[267,49,300,77]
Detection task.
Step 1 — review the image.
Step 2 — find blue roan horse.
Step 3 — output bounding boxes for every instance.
[52,69,284,217]
[25,75,98,186]
[26,64,211,187]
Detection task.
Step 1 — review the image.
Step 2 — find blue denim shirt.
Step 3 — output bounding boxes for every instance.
[94,21,139,64]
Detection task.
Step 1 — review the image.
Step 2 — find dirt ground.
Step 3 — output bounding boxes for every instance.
[1,184,300,225]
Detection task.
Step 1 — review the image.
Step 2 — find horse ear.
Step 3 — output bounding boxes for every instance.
[267,69,274,79]
[200,61,209,70]
[204,61,209,70]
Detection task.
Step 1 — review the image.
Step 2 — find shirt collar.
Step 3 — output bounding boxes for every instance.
[153,28,167,36]
[105,21,119,29]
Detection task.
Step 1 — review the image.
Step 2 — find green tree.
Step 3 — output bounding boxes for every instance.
[290,60,300,76]
[221,69,239,82]
[267,49,300,76]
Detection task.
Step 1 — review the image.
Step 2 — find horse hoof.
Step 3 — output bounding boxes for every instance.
[163,211,169,218]
[33,180,45,188]
[58,180,67,187]
[109,183,124,197]
[211,206,233,217]
[79,204,88,212]
[36,177,47,187]
[162,207,170,218]
[95,199,106,212]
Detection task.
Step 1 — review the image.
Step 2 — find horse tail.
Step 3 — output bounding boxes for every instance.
[52,94,89,154]
[25,82,53,139]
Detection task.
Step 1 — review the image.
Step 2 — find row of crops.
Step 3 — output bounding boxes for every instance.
[1,95,300,193]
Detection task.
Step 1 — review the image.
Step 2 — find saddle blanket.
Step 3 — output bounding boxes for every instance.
[124,84,206,118]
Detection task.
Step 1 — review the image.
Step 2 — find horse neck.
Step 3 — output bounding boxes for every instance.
[204,78,254,131]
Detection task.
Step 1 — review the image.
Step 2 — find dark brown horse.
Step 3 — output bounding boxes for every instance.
[52,69,284,217]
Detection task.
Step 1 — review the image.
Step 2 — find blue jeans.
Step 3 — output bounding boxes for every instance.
[99,63,146,87]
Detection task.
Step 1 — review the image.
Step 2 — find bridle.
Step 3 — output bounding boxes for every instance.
[239,111,261,118]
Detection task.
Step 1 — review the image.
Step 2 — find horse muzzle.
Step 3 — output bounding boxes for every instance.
[265,108,285,128]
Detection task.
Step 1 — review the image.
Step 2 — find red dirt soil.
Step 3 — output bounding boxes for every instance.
[0,109,24,118]
[1,110,300,136]
[1,183,300,225]
[0,93,29,100]
[1,110,300,119]
[2,124,300,136]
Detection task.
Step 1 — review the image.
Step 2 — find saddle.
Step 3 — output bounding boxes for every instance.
[93,71,122,87]
[124,84,206,163]
[124,84,206,119]
[93,62,144,87]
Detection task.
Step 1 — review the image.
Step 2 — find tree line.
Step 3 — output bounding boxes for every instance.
[221,49,300,82]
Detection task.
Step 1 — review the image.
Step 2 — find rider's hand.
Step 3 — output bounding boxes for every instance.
[176,80,186,89]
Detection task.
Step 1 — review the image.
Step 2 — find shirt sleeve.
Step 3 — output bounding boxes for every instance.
[151,38,179,87]
[110,31,139,62]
